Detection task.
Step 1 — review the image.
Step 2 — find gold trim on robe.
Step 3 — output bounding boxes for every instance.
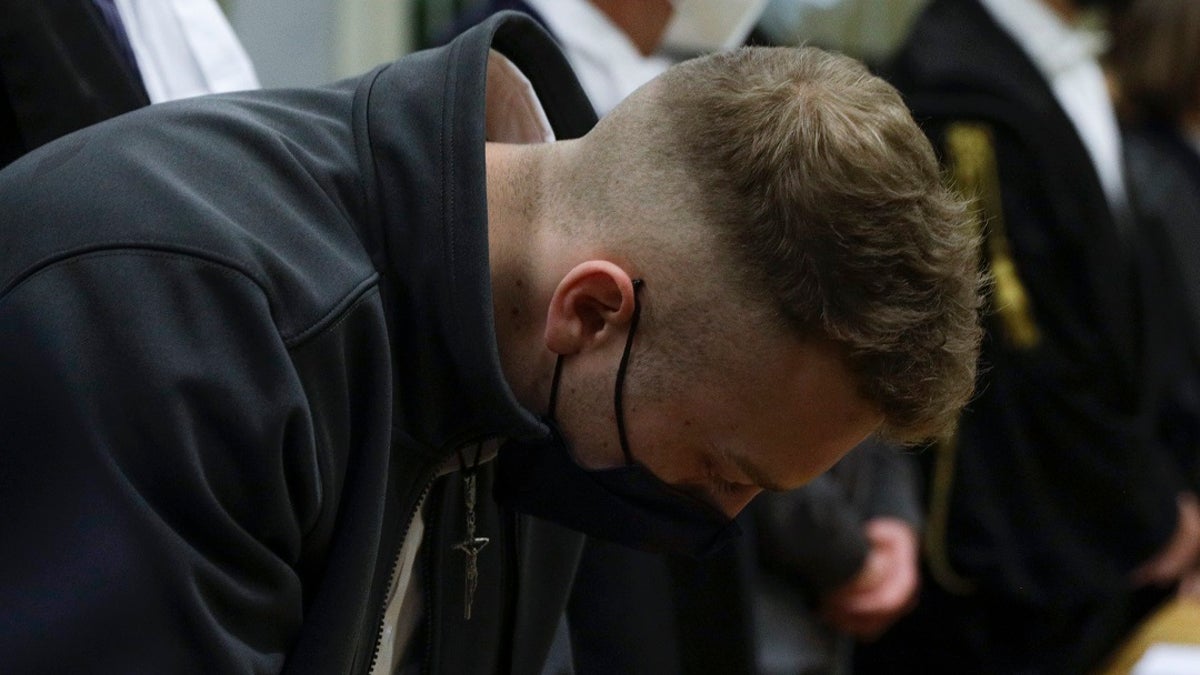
[945,122,1041,349]
[923,122,1043,595]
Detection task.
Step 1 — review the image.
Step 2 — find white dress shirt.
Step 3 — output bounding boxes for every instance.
[113,0,259,103]
[978,0,1128,213]
[525,0,672,116]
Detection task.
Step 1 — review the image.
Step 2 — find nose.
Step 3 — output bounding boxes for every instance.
[670,481,762,520]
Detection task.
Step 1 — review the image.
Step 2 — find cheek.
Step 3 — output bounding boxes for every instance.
[640,436,705,485]
[627,409,709,484]
[557,402,623,470]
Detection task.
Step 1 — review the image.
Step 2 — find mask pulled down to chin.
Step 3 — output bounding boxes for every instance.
[492,279,742,559]
[492,418,742,559]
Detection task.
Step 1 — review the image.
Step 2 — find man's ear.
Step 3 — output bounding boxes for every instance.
[544,261,637,355]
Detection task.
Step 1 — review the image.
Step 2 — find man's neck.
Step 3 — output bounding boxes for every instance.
[485,142,558,414]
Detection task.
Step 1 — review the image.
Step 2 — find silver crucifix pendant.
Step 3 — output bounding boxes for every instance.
[453,472,489,620]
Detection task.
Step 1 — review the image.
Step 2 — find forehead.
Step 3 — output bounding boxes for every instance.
[689,337,882,490]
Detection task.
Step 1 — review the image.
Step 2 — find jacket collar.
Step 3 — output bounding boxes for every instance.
[353,12,598,457]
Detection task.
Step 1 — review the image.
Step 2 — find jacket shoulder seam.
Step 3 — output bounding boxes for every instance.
[1,244,378,346]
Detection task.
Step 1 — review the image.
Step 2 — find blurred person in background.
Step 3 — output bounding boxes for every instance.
[0,0,256,169]
[856,0,1200,673]
[444,0,674,116]
[516,0,673,116]
[748,440,922,675]
[445,0,767,116]
[754,0,929,67]
[1109,0,1200,599]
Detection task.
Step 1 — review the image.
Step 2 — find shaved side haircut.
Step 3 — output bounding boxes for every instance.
[566,47,983,442]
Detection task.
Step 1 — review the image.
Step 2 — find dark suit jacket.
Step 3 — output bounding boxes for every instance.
[0,0,149,169]
[0,13,595,674]
[1125,123,1200,492]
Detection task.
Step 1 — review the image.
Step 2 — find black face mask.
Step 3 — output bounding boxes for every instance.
[493,280,742,558]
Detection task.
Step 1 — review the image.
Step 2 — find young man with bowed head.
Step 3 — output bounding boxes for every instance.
[0,12,982,674]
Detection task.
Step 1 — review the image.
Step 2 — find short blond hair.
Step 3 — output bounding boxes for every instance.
[602,47,984,442]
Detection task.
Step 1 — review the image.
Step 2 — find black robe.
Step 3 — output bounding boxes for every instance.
[0,13,595,675]
[858,0,1188,672]
[1125,123,1200,491]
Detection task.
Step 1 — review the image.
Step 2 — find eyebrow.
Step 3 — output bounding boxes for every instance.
[722,446,790,493]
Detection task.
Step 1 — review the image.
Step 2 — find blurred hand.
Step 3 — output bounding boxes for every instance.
[1179,568,1200,600]
[1131,492,1200,588]
[820,517,919,640]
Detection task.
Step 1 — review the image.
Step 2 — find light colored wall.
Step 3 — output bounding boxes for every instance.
[758,0,931,63]
[336,0,413,81]
[224,0,414,88]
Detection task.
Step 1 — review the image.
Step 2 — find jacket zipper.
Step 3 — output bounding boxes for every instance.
[364,433,497,674]
[365,477,434,675]
[419,486,440,675]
